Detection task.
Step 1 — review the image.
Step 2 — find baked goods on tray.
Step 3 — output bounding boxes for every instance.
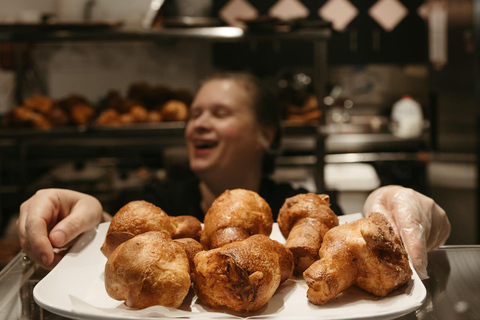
[277,193,339,275]
[100,193,413,312]
[303,212,412,305]
[104,231,191,309]
[201,189,273,250]
[192,234,293,312]
[100,200,201,258]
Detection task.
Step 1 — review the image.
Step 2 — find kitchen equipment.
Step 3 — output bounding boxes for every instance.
[391,95,424,139]
[161,0,221,28]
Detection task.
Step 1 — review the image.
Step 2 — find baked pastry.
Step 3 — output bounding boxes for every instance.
[200,189,273,249]
[57,94,96,126]
[104,231,190,309]
[170,215,202,241]
[12,106,52,129]
[147,110,163,123]
[277,193,339,275]
[58,94,90,111]
[23,94,54,115]
[192,234,294,312]
[96,109,121,126]
[160,100,188,122]
[70,103,95,126]
[128,105,149,122]
[101,200,174,258]
[303,212,412,305]
[173,237,204,274]
[280,91,321,123]
[101,200,202,258]
[119,112,135,124]
[287,109,322,123]
[47,107,70,127]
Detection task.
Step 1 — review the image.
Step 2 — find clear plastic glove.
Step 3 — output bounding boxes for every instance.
[17,189,105,269]
[363,185,451,279]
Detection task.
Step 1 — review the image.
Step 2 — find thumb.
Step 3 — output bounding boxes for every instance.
[49,217,82,248]
[399,226,429,280]
[49,200,102,248]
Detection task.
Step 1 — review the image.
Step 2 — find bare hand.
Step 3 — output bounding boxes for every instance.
[17,189,103,269]
[363,186,451,279]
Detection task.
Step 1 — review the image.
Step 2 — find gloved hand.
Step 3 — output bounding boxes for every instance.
[363,185,451,279]
[17,189,105,269]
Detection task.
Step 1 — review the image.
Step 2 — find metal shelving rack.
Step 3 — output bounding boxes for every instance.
[0,26,331,202]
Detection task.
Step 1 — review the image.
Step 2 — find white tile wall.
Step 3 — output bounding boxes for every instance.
[0,0,56,22]
[84,0,152,26]
[56,0,152,25]
[34,41,211,102]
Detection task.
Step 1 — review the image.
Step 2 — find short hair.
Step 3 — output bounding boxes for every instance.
[199,72,281,175]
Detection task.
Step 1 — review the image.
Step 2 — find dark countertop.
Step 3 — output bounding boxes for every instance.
[410,246,480,320]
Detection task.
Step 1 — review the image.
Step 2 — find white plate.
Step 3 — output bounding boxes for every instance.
[34,214,426,320]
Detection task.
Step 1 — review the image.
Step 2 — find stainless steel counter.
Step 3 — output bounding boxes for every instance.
[411,246,480,320]
[0,245,478,320]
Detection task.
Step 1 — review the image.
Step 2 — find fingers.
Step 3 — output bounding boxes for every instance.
[363,187,400,235]
[17,189,104,269]
[399,225,429,279]
[364,186,437,279]
[395,189,451,252]
[389,189,431,278]
[424,203,451,251]
[17,192,60,268]
[49,195,103,247]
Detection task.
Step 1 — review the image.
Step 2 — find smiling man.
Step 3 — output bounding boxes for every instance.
[185,75,276,213]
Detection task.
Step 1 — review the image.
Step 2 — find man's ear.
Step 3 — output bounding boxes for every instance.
[258,126,277,149]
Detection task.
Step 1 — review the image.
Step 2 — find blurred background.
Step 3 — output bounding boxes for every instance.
[0,0,478,267]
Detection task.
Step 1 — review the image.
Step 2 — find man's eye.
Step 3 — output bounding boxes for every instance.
[214,109,231,118]
[190,109,202,119]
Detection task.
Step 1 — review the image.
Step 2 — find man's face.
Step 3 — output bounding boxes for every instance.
[185,79,264,177]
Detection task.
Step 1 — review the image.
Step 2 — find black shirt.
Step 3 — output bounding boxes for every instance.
[116,176,343,221]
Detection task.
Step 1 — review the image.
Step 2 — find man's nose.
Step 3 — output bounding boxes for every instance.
[191,111,212,129]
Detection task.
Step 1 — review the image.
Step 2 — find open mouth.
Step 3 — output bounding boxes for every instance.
[194,140,218,151]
